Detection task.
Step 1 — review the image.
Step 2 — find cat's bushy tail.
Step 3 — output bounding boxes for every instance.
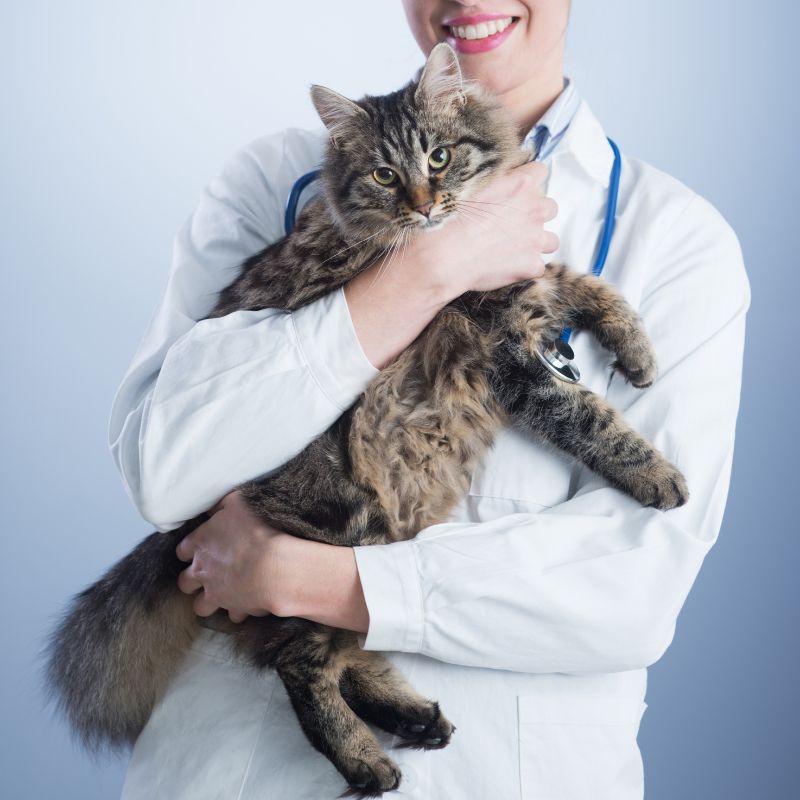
[44,520,205,750]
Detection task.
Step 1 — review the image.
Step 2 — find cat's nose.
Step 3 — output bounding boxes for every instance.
[414,201,434,218]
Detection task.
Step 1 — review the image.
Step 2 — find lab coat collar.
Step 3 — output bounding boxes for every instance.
[554,99,615,188]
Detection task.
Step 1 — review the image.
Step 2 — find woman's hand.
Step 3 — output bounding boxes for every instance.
[176,490,369,632]
[415,159,559,298]
[176,491,284,622]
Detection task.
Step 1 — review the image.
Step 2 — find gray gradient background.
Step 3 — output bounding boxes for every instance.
[1,2,797,798]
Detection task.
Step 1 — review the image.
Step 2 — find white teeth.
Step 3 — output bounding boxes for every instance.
[449,17,513,40]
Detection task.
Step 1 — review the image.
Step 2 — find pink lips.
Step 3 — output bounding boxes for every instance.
[442,14,519,55]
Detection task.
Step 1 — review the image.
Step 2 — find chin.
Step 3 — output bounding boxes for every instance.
[421,216,448,232]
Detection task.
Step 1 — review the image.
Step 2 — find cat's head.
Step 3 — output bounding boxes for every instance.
[310,43,526,245]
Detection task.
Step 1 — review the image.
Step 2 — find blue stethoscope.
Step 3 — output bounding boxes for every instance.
[284,138,622,384]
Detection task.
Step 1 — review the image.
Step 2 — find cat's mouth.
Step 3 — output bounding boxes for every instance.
[401,213,448,232]
[420,216,446,231]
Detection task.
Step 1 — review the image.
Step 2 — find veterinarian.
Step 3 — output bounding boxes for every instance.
[109,1,749,798]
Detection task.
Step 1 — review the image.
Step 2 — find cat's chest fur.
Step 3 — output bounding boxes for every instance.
[348,302,509,541]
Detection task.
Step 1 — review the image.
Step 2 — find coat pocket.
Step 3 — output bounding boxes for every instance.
[517,694,647,800]
[468,426,575,510]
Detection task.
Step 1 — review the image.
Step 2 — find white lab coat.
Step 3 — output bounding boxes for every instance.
[112,99,750,800]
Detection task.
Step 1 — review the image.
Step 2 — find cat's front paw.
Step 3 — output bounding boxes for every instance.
[339,752,401,798]
[612,346,658,389]
[630,459,689,510]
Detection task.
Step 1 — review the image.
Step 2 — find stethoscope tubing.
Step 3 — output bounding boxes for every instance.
[284,168,321,237]
[559,136,621,342]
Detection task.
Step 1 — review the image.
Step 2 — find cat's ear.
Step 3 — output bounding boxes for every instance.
[415,42,466,108]
[310,85,368,148]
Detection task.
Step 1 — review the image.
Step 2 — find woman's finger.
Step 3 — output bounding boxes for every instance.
[209,489,238,516]
[228,609,249,624]
[208,498,226,515]
[541,197,559,223]
[177,567,203,595]
[193,590,219,618]
[541,230,560,254]
[175,535,195,562]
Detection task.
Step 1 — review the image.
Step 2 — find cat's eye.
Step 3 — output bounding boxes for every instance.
[373,167,399,186]
[428,147,451,171]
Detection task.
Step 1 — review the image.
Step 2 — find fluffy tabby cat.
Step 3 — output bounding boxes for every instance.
[47,44,688,796]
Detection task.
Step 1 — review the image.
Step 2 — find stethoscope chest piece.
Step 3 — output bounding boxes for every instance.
[536,339,581,384]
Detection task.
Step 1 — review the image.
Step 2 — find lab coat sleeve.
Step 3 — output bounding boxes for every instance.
[108,133,378,532]
[353,194,750,674]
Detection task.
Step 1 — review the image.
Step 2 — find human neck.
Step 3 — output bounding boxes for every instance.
[499,64,567,142]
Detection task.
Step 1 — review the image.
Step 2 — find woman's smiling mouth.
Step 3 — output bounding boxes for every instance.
[442,14,519,54]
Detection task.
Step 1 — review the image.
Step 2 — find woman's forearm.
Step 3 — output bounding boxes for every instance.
[344,246,452,370]
[175,491,371,633]
[279,537,370,634]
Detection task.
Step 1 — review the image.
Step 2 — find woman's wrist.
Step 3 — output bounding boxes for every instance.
[273,534,370,634]
[344,241,454,370]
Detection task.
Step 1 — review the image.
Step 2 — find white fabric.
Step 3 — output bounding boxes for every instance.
[114,100,749,799]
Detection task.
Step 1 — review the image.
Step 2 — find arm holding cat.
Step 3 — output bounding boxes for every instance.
[348,194,750,672]
[108,134,378,532]
[183,192,749,674]
[110,133,554,532]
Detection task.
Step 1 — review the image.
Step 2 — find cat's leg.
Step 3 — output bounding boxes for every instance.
[492,350,688,509]
[279,668,402,796]
[516,264,659,388]
[338,647,455,750]
[268,622,402,796]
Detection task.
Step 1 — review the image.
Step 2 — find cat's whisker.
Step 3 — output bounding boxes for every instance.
[362,238,399,284]
[399,227,411,276]
[457,200,520,225]
[320,225,394,266]
[392,228,411,288]
[452,204,492,226]
[460,198,515,209]
[385,229,410,277]
[386,228,412,277]
[364,223,412,275]
[454,201,504,222]
[365,229,405,292]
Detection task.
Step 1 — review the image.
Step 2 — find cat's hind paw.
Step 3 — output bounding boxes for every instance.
[338,753,401,798]
[395,701,455,750]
